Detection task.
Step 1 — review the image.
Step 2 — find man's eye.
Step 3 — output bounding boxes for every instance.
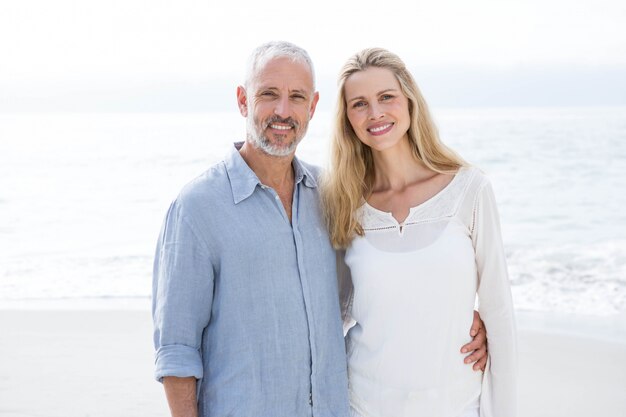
[261,91,277,97]
[291,95,305,100]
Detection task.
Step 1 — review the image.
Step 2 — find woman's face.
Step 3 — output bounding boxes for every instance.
[344,66,411,152]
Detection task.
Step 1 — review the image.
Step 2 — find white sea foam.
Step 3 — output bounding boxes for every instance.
[508,240,626,315]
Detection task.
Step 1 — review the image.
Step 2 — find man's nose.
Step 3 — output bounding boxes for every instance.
[273,95,291,118]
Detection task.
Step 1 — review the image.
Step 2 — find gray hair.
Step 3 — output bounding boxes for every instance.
[245,41,316,89]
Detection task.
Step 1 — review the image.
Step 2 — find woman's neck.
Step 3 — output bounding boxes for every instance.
[370,137,432,193]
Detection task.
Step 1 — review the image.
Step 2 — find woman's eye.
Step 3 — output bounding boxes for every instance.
[381,94,393,101]
[352,101,366,108]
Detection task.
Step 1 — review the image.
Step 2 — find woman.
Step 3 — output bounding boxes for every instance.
[321,48,516,417]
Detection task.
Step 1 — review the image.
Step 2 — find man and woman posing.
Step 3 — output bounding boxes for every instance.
[152,41,516,417]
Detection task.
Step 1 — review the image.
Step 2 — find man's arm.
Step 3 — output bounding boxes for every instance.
[461,310,488,371]
[153,200,214,414]
[163,377,198,417]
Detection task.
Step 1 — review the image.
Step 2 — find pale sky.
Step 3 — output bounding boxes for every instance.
[1,0,625,111]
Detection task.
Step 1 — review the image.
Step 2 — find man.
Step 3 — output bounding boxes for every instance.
[152,41,487,417]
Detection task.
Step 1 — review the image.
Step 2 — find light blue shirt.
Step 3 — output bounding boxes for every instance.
[153,143,349,417]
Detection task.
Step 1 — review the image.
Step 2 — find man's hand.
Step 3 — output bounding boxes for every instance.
[460,310,488,371]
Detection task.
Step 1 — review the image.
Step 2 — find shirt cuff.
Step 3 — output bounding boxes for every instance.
[154,344,204,382]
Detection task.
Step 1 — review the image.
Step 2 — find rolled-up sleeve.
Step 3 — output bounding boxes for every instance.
[472,180,517,417]
[152,199,214,382]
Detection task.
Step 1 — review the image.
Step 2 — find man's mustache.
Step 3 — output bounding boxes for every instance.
[264,116,299,130]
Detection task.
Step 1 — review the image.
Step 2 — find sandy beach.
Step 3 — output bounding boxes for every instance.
[0,306,624,417]
[0,306,169,417]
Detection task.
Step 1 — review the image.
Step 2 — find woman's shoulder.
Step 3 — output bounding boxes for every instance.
[449,166,496,222]
[455,165,491,191]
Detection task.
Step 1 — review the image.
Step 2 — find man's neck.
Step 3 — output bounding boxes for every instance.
[238,141,295,192]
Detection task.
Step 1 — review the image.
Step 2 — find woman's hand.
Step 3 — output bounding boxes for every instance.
[461,310,488,371]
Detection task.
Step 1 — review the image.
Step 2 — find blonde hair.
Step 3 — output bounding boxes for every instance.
[321,48,467,249]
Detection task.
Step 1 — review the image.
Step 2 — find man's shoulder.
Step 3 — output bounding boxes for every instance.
[176,160,231,209]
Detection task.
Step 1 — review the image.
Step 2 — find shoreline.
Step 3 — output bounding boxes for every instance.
[2,297,624,343]
[0,296,152,311]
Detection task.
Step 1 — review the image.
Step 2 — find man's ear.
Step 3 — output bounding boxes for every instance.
[236,86,248,117]
[309,91,320,119]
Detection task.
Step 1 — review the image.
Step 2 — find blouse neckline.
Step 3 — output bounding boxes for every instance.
[363,168,464,227]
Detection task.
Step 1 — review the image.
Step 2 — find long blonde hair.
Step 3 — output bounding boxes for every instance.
[321,48,467,249]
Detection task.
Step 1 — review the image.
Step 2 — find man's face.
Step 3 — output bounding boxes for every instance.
[238,57,319,157]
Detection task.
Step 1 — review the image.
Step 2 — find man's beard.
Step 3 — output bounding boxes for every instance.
[247,114,308,157]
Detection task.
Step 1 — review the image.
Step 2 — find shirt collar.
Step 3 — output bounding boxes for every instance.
[292,154,318,190]
[224,142,318,205]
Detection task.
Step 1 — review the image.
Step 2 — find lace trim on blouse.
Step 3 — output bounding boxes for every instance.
[357,167,478,232]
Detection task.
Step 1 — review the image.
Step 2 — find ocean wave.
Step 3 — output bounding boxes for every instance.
[508,240,626,315]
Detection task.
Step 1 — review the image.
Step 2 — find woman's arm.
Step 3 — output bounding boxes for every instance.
[472,179,518,417]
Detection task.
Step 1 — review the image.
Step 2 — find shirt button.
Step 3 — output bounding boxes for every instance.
[275,196,280,200]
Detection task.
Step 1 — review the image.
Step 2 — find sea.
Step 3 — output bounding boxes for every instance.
[1,108,625,315]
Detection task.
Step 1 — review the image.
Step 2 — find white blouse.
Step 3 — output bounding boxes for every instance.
[338,167,517,417]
